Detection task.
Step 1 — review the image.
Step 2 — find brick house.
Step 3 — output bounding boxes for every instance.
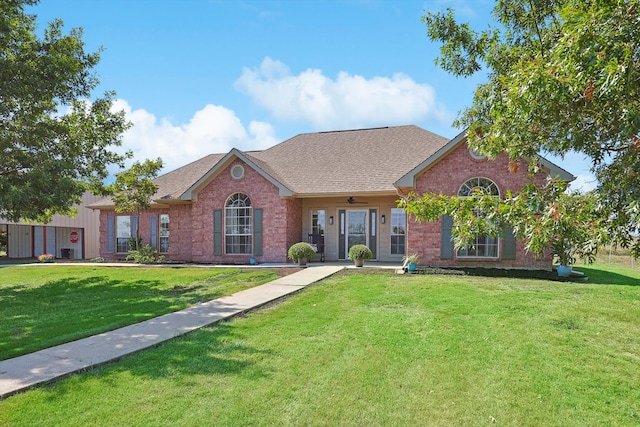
[89,125,573,268]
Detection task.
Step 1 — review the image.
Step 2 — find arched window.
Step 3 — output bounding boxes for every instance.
[458,177,500,198]
[457,178,499,258]
[225,193,252,254]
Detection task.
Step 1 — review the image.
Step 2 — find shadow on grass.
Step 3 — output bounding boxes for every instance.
[571,266,640,286]
[0,275,191,360]
[71,322,273,394]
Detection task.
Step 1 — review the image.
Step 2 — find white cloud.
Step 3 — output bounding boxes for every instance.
[569,174,598,193]
[109,99,276,174]
[235,57,453,130]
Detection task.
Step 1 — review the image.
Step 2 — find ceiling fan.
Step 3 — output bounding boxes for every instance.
[346,196,368,204]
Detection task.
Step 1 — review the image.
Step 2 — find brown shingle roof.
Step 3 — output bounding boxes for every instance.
[89,125,450,208]
[88,153,226,208]
[252,125,448,195]
[153,153,227,199]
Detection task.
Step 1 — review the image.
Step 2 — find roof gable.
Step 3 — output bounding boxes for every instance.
[394,130,575,189]
[89,125,575,210]
[395,129,467,189]
[181,149,293,199]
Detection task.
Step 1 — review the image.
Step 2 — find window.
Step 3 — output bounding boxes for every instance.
[458,177,499,197]
[225,193,252,254]
[390,208,406,255]
[457,177,499,258]
[159,214,169,253]
[116,216,131,253]
[457,235,499,257]
[469,147,487,160]
[311,209,326,236]
[231,164,244,179]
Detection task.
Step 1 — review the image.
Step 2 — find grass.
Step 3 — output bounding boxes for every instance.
[1,262,639,426]
[0,266,281,360]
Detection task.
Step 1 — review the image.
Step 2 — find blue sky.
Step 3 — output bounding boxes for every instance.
[31,0,594,190]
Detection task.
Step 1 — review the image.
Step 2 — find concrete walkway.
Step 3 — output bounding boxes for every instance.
[0,265,343,399]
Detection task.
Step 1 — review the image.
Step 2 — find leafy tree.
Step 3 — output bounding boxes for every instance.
[421,0,640,257]
[107,158,163,250]
[0,229,7,255]
[0,0,131,223]
[400,180,605,266]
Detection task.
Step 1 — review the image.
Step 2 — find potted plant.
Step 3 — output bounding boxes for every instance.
[288,242,317,266]
[348,244,373,267]
[403,253,419,272]
[552,238,575,277]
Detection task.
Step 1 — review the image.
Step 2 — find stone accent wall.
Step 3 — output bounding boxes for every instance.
[409,142,551,269]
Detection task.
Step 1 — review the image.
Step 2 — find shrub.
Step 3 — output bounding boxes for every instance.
[128,236,143,251]
[348,244,373,260]
[288,242,317,262]
[37,253,54,262]
[126,244,165,264]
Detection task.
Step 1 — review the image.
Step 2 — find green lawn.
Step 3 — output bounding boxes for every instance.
[0,266,281,360]
[1,264,639,426]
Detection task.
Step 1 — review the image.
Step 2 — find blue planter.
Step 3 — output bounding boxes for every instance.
[557,265,572,277]
[408,262,417,272]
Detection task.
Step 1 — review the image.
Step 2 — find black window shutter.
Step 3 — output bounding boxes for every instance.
[150,215,158,249]
[253,208,263,257]
[213,209,223,256]
[338,209,346,259]
[107,215,114,254]
[502,225,516,260]
[440,215,454,259]
[131,215,138,238]
[369,209,377,259]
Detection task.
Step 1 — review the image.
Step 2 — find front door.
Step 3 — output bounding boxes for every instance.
[345,210,367,258]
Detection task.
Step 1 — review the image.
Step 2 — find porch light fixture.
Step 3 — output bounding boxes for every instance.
[381,215,385,224]
[329,216,334,225]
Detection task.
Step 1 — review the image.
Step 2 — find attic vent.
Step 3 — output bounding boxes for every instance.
[231,164,245,180]
[469,147,487,160]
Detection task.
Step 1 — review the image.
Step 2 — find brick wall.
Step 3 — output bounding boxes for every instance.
[98,211,111,259]
[99,158,300,263]
[190,159,300,263]
[409,142,552,269]
[99,205,194,261]
[98,140,558,268]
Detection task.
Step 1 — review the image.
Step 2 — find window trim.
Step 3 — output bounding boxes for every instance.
[458,177,500,198]
[159,214,170,254]
[116,215,131,254]
[468,147,487,160]
[390,208,406,256]
[231,164,245,180]
[224,193,252,255]
[311,209,326,237]
[456,177,500,259]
